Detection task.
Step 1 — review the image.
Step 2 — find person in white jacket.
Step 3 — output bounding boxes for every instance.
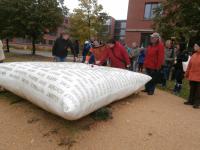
[0,40,5,63]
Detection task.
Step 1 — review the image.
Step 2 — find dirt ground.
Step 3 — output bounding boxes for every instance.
[0,89,200,150]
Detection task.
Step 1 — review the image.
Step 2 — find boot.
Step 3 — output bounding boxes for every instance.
[173,84,178,94]
[177,84,182,93]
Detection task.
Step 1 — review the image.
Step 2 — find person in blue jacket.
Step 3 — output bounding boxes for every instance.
[82,41,91,63]
[137,48,146,72]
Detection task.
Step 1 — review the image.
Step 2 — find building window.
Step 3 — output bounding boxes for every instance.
[49,40,54,45]
[115,21,121,29]
[114,36,120,40]
[41,39,46,45]
[144,3,160,20]
[105,19,111,25]
[103,25,110,33]
[120,30,126,36]
[120,22,126,29]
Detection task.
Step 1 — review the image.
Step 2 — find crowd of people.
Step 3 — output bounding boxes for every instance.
[0,31,199,109]
[52,32,200,109]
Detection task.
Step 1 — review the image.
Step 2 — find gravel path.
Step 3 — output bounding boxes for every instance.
[0,89,200,150]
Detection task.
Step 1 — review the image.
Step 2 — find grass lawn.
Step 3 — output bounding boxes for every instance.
[158,79,190,100]
[4,52,51,62]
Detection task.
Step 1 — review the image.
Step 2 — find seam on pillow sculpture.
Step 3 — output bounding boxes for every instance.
[0,62,151,120]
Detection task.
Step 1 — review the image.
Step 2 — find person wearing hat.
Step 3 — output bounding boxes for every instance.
[85,40,106,64]
[185,41,200,109]
[52,32,74,62]
[162,40,175,87]
[0,39,5,63]
[143,32,165,95]
[96,39,131,69]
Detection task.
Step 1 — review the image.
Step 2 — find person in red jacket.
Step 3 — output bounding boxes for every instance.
[144,33,165,95]
[97,39,131,69]
[185,41,200,109]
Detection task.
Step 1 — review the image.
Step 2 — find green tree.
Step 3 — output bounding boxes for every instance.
[153,0,200,43]
[58,0,69,16]
[0,0,19,52]
[0,0,65,55]
[69,0,108,43]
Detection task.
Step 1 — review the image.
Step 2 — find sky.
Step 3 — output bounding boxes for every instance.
[65,0,129,20]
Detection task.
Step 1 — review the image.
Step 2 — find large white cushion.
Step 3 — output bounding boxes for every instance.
[0,62,151,120]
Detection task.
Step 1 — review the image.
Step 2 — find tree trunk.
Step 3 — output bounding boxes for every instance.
[88,11,91,40]
[6,39,10,52]
[32,37,36,55]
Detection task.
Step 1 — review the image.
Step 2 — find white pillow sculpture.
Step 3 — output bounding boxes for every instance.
[0,62,151,120]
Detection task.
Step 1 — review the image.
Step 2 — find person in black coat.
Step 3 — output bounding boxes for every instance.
[173,43,189,94]
[73,40,80,62]
[52,32,74,62]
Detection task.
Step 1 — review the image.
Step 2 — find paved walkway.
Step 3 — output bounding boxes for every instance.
[10,49,53,57]
[0,89,200,150]
[10,49,79,61]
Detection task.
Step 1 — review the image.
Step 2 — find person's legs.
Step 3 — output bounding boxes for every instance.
[55,57,66,62]
[173,70,183,94]
[60,57,66,62]
[132,58,139,72]
[138,64,141,72]
[193,82,200,108]
[166,66,171,80]
[132,60,136,71]
[89,54,95,64]
[55,57,60,62]
[171,67,176,81]
[82,56,86,63]
[138,63,143,72]
[145,69,156,95]
[145,69,151,91]
[150,71,157,94]
[162,66,169,87]
[141,64,144,73]
[0,60,5,91]
[185,81,196,105]
[130,58,133,71]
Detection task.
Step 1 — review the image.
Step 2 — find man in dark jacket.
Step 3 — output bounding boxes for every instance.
[52,32,74,62]
[73,40,80,62]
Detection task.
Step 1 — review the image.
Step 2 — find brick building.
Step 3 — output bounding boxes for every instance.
[126,0,162,47]
[103,17,116,39]
[114,20,127,41]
